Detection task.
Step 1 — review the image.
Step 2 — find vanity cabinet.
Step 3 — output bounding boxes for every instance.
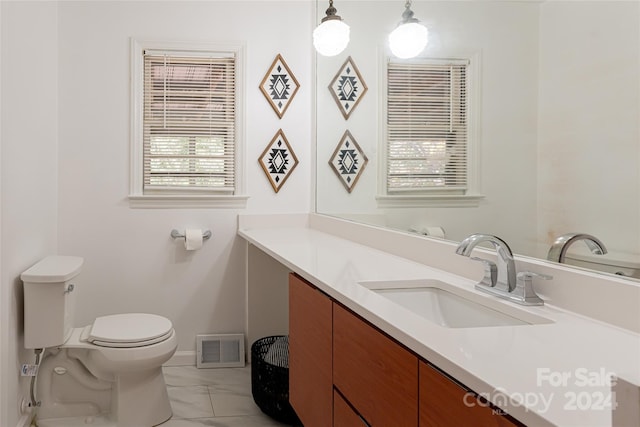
[334,389,370,427]
[420,362,521,427]
[333,303,418,426]
[289,274,522,427]
[288,273,333,427]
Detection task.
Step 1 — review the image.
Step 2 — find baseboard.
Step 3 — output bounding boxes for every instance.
[164,350,195,366]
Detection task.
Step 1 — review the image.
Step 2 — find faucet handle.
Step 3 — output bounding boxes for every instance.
[514,271,552,306]
[518,271,552,281]
[470,257,497,288]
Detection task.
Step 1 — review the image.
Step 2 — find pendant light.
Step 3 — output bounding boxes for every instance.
[313,0,350,57]
[388,0,428,59]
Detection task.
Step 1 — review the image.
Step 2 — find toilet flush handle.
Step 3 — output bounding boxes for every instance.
[64,284,75,294]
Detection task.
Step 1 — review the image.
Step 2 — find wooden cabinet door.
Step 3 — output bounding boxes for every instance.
[288,273,333,427]
[419,362,521,427]
[333,303,418,427]
[334,389,371,427]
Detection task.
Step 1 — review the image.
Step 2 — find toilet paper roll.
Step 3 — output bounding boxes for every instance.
[424,226,445,239]
[184,229,203,251]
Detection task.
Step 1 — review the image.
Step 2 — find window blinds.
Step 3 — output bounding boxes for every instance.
[386,60,468,193]
[143,52,236,192]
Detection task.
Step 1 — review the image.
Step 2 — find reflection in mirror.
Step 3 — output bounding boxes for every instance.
[315,1,640,279]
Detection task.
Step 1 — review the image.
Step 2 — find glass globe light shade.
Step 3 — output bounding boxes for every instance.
[389,22,428,59]
[313,19,350,57]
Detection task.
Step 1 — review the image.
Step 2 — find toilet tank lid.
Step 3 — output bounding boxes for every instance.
[21,256,84,283]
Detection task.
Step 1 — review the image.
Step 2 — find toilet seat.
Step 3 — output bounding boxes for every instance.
[81,313,174,348]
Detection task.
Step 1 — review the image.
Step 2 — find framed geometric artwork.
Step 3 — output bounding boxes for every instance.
[329,130,368,193]
[259,129,299,193]
[329,56,368,120]
[259,54,300,119]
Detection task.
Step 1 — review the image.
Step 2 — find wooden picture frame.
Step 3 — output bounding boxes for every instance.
[329,56,368,120]
[329,130,368,193]
[259,129,299,193]
[259,54,300,119]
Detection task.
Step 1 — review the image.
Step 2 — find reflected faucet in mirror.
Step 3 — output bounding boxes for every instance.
[546,233,608,264]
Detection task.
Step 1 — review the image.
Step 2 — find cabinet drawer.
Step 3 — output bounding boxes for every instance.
[333,303,418,426]
[419,362,521,427]
[334,389,370,427]
[289,274,333,427]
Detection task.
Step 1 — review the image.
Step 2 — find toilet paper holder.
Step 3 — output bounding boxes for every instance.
[171,229,212,241]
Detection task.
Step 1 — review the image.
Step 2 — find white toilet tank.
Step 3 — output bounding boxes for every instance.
[22,256,84,349]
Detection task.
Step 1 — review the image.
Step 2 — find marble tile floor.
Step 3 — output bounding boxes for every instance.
[161,365,293,427]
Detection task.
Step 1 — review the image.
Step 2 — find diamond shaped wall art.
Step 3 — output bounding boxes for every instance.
[259,129,299,193]
[329,130,368,193]
[329,56,368,120]
[260,54,300,119]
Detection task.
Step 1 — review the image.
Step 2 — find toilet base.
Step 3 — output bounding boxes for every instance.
[35,335,176,427]
[113,367,173,427]
[36,414,173,427]
[36,368,173,427]
[36,414,114,427]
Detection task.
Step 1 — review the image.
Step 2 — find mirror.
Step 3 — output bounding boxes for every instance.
[315,1,640,279]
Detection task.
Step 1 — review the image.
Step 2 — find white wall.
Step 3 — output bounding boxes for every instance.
[315,0,540,255]
[537,1,640,258]
[56,1,313,353]
[1,2,59,426]
[1,1,312,425]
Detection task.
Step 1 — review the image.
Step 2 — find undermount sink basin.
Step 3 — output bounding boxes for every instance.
[359,279,553,328]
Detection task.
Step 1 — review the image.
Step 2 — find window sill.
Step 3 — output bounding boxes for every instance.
[376,193,484,208]
[128,194,249,209]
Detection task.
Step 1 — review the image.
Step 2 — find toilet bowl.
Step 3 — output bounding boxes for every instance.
[21,256,177,427]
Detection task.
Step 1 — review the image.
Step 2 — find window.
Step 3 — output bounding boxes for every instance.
[130,40,246,208]
[379,56,481,207]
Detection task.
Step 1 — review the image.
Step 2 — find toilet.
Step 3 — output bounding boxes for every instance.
[564,249,640,279]
[22,256,177,427]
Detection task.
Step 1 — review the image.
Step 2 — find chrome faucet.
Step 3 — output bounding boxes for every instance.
[456,234,517,292]
[456,233,550,306]
[547,233,607,263]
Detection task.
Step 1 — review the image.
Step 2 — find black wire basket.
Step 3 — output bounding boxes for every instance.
[251,335,302,425]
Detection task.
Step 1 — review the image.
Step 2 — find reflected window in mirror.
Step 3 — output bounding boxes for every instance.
[378,56,482,208]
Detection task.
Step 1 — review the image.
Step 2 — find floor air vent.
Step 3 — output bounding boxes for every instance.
[196,334,245,368]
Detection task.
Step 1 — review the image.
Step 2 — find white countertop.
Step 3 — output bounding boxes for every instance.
[239,218,640,427]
